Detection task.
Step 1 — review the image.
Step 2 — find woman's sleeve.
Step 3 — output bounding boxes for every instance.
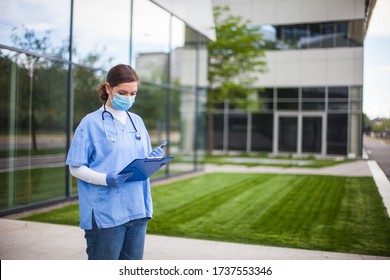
[69,165,108,186]
[66,125,93,167]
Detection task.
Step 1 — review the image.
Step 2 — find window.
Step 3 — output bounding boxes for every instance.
[259,20,364,50]
[277,88,298,110]
[328,87,348,111]
[302,87,325,111]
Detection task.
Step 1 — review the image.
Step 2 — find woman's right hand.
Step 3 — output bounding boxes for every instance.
[106,171,133,187]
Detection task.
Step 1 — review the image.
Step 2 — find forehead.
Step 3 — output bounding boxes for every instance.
[114,82,138,92]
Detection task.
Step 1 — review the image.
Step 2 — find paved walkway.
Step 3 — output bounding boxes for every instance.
[1,160,390,260]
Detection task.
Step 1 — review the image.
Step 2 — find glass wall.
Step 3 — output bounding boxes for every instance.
[209,86,361,157]
[259,20,364,50]
[0,49,68,211]
[73,0,131,67]
[0,0,209,214]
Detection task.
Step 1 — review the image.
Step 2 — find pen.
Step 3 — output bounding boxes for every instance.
[159,140,168,149]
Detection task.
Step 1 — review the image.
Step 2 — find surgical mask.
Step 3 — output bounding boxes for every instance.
[110,94,135,111]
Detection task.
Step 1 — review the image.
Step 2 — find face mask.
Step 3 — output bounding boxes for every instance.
[110,94,135,111]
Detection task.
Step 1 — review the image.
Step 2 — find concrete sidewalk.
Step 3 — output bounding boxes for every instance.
[0,219,389,260]
[1,160,390,260]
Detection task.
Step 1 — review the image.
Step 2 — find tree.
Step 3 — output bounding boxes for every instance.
[363,113,372,134]
[207,6,267,152]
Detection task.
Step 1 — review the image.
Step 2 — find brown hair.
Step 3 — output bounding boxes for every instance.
[98,64,140,102]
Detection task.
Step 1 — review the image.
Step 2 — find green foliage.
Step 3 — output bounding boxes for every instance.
[207,6,267,110]
[372,119,390,133]
[363,113,372,133]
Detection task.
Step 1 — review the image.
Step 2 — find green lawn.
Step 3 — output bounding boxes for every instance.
[21,173,390,256]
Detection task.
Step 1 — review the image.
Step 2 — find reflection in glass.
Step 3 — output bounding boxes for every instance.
[133,0,170,83]
[73,0,130,67]
[0,0,70,59]
[0,51,67,210]
[0,0,209,214]
[260,20,364,50]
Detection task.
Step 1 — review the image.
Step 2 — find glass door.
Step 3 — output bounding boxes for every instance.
[302,116,322,153]
[278,116,298,153]
[276,114,324,154]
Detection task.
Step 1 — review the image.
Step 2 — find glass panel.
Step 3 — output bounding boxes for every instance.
[133,0,170,83]
[258,20,363,50]
[277,88,298,110]
[211,113,224,150]
[176,88,196,172]
[257,88,274,111]
[278,116,297,152]
[302,117,322,153]
[335,21,348,47]
[132,83,167,145]
[228,114,247,151]
[328,87,348,99]
[327,114,348,155]
[302,87,325,111]
[73,0,130,66]
[328,102,348,111]
[0,0,70,59]
[328,87,348,111]
[308,24,321,48]
[321,22,335,48]
[72,66,104,130]
[251,113,273,151]
[0,50,67,211]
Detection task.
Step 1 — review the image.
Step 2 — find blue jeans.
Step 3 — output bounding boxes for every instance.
[84,216,149,260]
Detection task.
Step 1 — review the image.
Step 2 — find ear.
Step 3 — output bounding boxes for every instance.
[105,82,111,93]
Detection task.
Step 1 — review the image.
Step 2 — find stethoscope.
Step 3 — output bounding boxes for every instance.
[102,103,141,142]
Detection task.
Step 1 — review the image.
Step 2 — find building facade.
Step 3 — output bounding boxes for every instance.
[0,0,215,215]
[211,0,375,157]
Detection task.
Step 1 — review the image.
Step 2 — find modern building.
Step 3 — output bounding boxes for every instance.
[211,0,375,158]
[0,0,215,215]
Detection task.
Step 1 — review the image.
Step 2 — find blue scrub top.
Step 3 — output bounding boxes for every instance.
[66,109,153,230]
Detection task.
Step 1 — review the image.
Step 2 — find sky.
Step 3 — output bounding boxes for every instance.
[363,0,390,119]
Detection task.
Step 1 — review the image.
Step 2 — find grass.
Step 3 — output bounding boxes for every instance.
[21,173,390,256]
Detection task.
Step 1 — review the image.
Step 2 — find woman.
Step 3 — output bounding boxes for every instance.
[66,64,163,260]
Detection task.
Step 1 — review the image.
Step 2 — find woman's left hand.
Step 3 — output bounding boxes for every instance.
[148,147,164,158]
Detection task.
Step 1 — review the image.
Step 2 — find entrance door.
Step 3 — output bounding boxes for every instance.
[278,116,298,153]
[276,114,324,154]
[302,116,322,153]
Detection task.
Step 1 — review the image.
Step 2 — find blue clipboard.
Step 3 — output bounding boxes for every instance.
[118,156,174,181]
